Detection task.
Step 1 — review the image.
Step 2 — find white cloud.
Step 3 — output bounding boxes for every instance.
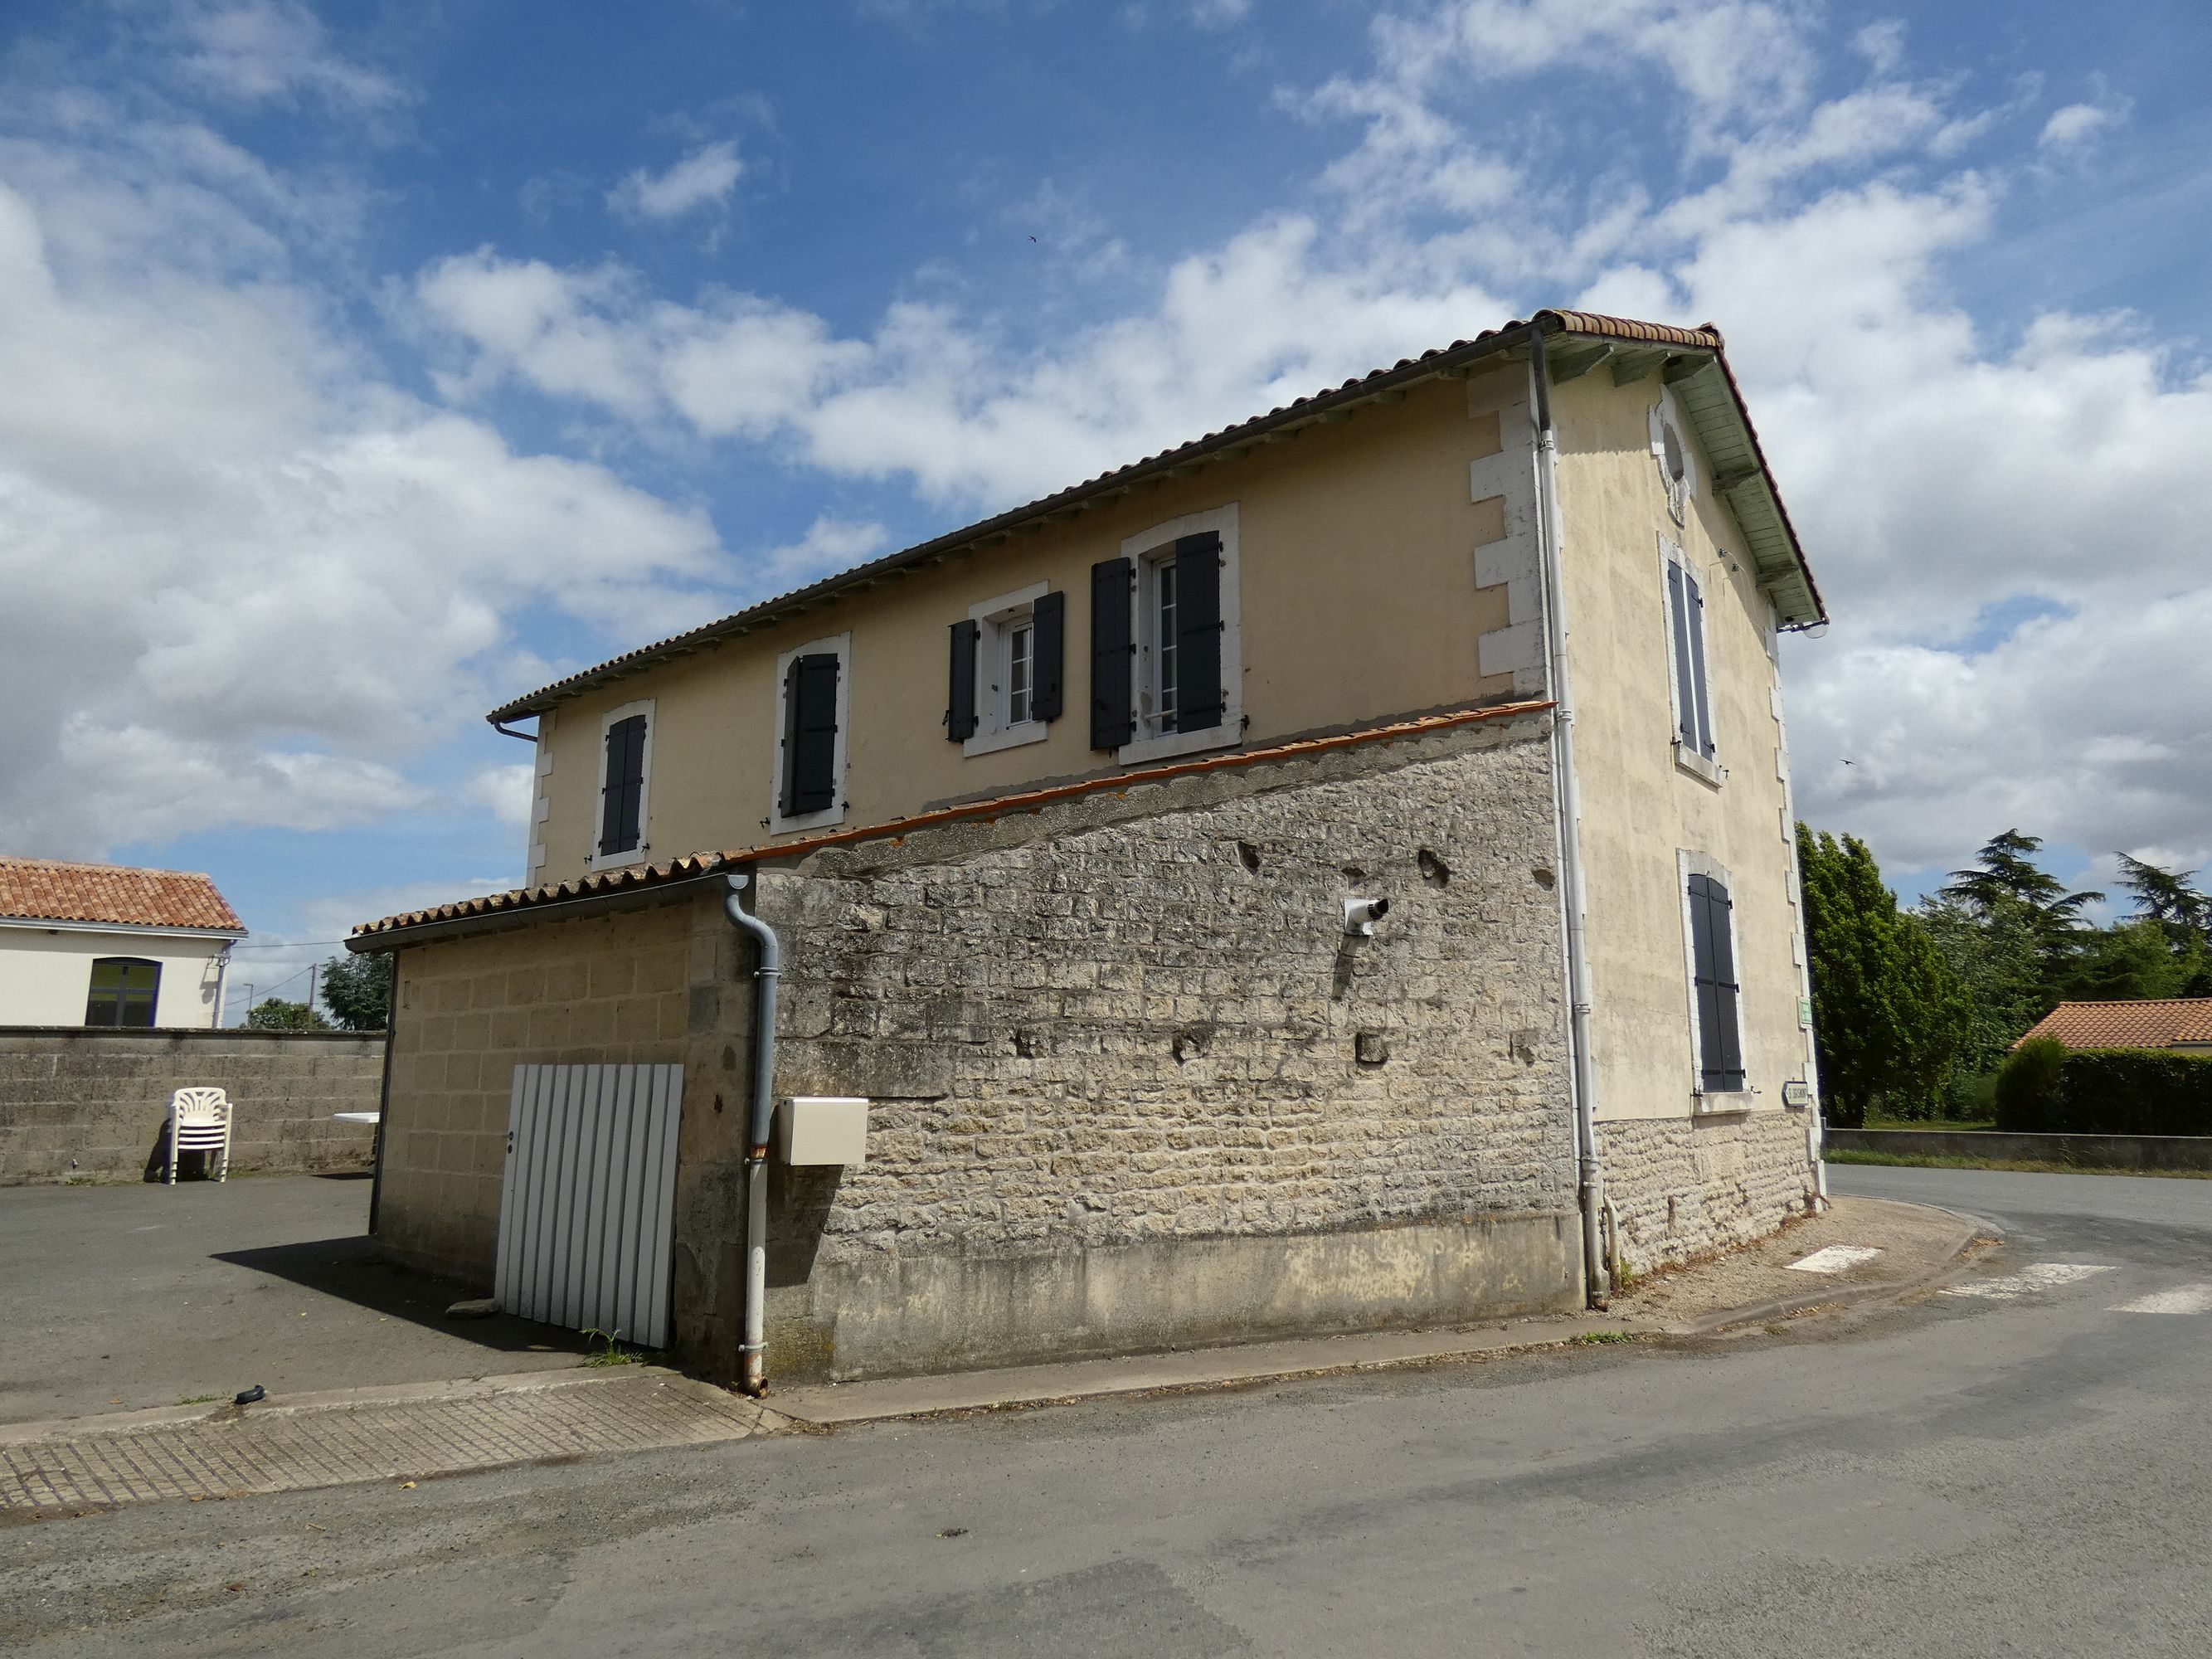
[608,141,745,222]
[2039,101,2122,150]
[168,1,404,113]
[466,762,537,830]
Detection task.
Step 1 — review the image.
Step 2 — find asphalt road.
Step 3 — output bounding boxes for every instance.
[10,1163,2212,1657]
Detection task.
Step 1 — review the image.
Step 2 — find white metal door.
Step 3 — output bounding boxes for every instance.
[494,1063,683,1350]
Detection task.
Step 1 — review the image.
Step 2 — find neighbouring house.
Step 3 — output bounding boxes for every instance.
[349,309,1830,1386]
[2017,1000,2212,1054]
[0,856,246,1029]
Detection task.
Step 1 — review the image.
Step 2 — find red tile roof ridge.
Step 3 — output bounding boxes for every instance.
[352,698,1556,941]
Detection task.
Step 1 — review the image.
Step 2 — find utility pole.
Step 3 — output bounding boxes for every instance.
[308,964,319,1023]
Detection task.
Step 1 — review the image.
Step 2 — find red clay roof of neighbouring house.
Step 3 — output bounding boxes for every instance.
[0,856,246,933]
[2015,1000,2212,1050]
[484,309,1825,724]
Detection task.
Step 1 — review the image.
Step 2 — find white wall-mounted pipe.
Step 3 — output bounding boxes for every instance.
[723,872,782,1395]
[1527,328,1611,1307]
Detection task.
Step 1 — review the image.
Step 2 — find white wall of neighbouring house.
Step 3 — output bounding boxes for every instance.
[0,926,234,1029]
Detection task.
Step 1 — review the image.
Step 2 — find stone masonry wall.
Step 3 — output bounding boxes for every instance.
[747,717,1581,1376]
[0,1029,382,1185]
[1598,1110,1818,1273]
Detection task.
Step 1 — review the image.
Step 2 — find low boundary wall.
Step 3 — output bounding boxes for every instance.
[1825,1126,2212,1173]
[0,1027,384,1185]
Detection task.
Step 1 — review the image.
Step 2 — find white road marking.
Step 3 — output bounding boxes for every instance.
[1788,1244,1885,1274]
[2109,1285,2212,1316]
[1943,1263,2116,1301]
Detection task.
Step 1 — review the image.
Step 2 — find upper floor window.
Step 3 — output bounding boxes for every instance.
[947,584,1064,757]
[771,633,850,832]
[1662,538,1719,779]
[1681,859,1748,1097]
[1091,504,1242,766]
[1650,388,1698,526]
[86,957,159,1028]
[593,701,654,868]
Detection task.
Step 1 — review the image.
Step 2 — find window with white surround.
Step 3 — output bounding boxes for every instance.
[1660,536,1720,783]
[591,699,654,869]
[1091,504,1241,766]
[1680,852,1748,1100]
[1649,387,1698,525]
[950,582,1064,757]
[770,633,851,833]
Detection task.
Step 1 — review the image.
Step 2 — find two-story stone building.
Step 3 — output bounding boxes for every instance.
[350,309,1827,1388]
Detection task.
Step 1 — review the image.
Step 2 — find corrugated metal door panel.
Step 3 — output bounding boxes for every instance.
[493,1063,683,1350]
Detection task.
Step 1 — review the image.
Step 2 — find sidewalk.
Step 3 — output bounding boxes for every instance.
[0,1368,780,1518]
[771,1194,1982,1424]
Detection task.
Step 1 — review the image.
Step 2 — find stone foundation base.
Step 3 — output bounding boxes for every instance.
[1599,1112,1818,1274]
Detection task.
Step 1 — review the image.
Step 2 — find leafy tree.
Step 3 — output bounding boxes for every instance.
[1941,829,2106,1000]
[1797,825,1971,1126]
[246,998,332,1031]
[318,953,393,1031]
[2061,919,2196,1003]
[2114,853,2210,941]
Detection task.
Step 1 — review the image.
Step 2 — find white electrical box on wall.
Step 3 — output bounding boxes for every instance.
[777,1096,870,1166]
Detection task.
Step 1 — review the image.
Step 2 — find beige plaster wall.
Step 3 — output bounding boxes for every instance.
[0,927,231,1029]
[529,371,1524,882]
[1550,368,1817,1132]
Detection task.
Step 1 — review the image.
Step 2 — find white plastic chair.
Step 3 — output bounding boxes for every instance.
[167,1088,233,1185]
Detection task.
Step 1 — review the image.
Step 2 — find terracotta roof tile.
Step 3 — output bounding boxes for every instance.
[352,698,1554,944]
[0,856,246,933]
[2016,1000,2212,1050]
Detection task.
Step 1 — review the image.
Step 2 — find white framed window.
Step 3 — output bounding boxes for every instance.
[960,581,1056,757]
[1660,536,1721,785]
[1679,851,1750,1103]
[1118,503,1242,766]
[590,699,654,871]
[769,633,851,834]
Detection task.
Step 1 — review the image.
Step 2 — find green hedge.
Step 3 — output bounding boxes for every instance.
[1996,1043,2212,1135]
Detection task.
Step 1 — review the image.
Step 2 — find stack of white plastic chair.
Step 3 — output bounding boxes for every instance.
[166,1087,233,1185]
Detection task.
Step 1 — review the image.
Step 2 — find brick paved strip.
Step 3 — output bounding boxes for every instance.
[0,1370,778,1515]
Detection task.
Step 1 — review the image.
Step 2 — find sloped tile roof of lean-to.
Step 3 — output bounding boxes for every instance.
[2016,999,2212,1051]
[0,855,246,933]
[485,309,1826,726]
[351,698,1557,945]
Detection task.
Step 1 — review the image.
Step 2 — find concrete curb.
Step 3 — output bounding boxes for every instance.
[1668,1204,1991,1336]
[0,1362,605,1447]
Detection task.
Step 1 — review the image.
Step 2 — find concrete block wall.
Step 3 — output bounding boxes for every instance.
[0,1029,383,1185]
[375,902,704,1282]
[1598,1110,1818,1273]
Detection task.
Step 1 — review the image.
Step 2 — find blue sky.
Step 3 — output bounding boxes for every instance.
[2,0,2209,1012]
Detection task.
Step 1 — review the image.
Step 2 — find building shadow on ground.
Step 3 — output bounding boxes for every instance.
[211,1234,592,1358]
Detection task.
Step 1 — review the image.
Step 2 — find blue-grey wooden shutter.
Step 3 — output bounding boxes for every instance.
[1090,557,1134,749]
[782,654,839,816]
[1683,568,1714,757]
[1667,563,1699,751]
[1689,873,1744,1091]
[1031,590,1065,723]
[1173,532,1224,732]
[946,620,979,742]
[599,714,647,855]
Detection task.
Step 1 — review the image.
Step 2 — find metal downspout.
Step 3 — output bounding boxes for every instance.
[723,873,781,1395]
[1528,328,1611,1307]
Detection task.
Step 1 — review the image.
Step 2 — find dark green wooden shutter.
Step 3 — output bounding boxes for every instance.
[782,654,840,816]
[1173,532,1224,732]
[1090,557,1134,749]
[946,620,979,742]
[1031,590,1065,722]
[1689,873,1744,1091]
[1667,562,1699,751]
[599,713,647,856]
